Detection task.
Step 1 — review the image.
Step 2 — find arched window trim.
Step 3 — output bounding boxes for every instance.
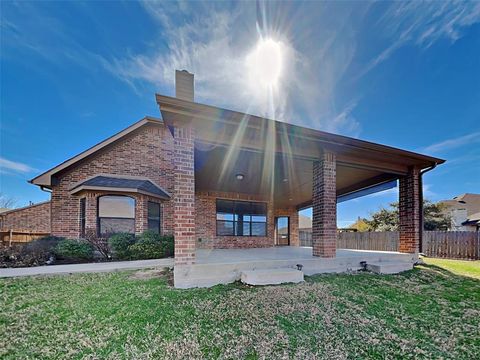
[97,194,136,236]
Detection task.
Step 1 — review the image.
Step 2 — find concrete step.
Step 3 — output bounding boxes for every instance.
[366,262,413,274]
[241,268,304,286]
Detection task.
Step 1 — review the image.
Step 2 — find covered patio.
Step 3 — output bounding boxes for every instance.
[156,71,445,288]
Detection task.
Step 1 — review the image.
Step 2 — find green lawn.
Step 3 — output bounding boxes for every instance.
[1,262,479,359]
[423,257,480,279]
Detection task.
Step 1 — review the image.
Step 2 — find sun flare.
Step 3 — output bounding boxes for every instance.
[246,38,284,88]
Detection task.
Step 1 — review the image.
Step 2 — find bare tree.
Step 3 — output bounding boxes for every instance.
[0,193,17,209]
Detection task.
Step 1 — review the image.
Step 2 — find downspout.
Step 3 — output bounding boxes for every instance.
[419,162,437,254]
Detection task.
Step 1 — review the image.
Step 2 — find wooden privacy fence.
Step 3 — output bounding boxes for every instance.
[0,230,50,246]
[299,230,312,247]
[299,230,480,260]
[338,231,400,252]
[423,231,480,260]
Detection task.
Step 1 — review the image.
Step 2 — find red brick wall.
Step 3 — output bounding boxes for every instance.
[195,191,275,249]
[0,201,51,233]
[50,124,175,238]
[312,151,337,257]
[399,166,421,253]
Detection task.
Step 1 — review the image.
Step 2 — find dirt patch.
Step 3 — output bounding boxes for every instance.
[129,268,168,280]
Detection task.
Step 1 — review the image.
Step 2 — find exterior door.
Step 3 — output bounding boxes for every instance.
[275,216,290,246]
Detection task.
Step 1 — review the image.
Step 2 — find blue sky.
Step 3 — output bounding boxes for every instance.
[1,1,479,226]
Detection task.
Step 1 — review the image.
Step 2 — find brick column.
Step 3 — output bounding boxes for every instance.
[399,166,421,254]
[312,151,337,257]
[173,126,196,265]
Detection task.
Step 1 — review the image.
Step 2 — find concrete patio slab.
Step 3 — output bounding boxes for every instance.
[174,247,418,288]
[241,268,304,285]
[0,258,174,278]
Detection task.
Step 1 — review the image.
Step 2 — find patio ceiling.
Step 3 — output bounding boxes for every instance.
[195,143,396,209]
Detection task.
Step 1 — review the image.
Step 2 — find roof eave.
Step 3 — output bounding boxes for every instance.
[156,94,445,168]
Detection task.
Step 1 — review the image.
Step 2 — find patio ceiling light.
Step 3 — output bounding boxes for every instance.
[235,174,245,181]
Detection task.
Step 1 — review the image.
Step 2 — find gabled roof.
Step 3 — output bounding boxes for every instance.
[0,201,51,216]
[70,175,171,200]
[30,116,163,188]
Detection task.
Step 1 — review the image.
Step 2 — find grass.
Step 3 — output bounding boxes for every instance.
[1,263,479,359]
[423,257,480,279]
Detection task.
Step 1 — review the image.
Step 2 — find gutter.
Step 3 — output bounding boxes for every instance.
[40,186,52,193]
[418,162,438,253]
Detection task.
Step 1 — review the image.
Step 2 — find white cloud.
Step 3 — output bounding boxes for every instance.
[106,1,364,136]
[108,1,480,138]
[360,1,480,77]
[423,131,480,153]
[3,1,479,139]
[0,157,36,174]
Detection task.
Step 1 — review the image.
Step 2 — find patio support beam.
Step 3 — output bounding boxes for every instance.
[399,166,421,254]
[312,151,337,258]
[173,126,196,266]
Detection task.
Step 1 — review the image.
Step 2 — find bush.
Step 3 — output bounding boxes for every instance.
[84,230,110,260]
[22,236,63,257]
[108,233,136,260]
[162,235,174,257]
[128,230,164,260]
[0,236,64,268]
[53,239,94,260]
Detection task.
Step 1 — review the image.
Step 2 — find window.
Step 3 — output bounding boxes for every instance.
[148,202,161,234]
[216,199,267,236]
[98,195,135,235]
[79,198,86,237]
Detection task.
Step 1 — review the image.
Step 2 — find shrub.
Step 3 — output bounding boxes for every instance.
[0,236,64,268]
[53,239,94,260]
[128,230,164,260]
[22,236,63,257]
[108,233,136,260]
[162,235,175,257]
[84,230,110,260]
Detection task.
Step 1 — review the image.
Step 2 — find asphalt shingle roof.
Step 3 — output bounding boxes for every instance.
[75,176,170,199]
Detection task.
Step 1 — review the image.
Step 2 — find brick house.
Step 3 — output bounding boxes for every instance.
[26,70,444,287]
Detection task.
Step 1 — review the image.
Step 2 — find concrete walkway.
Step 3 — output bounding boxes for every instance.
[0,258,174,278]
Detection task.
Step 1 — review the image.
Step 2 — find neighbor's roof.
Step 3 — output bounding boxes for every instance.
[441,193,480,216]
[30,116,163,188]
[462,211,480,225]
[299,214,312,229]
[0,201,51,216]
[70,175,171,200]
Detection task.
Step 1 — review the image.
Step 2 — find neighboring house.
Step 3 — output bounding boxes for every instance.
[298,214,312,246]
[22,70,444,287]
[440,193,480,231]
[0,201,51,233]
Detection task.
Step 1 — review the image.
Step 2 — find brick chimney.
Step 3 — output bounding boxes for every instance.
[175,70,194,102]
